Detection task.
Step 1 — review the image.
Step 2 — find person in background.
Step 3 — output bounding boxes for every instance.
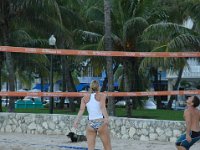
[73,80,112,150]
[176,96,200,150]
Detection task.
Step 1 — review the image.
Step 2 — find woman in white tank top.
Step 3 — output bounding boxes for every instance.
[74,80,112,150]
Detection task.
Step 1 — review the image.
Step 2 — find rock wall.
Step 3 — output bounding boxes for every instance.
[0,113,185,142]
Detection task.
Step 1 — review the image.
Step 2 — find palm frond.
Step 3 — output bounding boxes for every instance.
[168,34,200,51]
[139,44,187,75]
[19,0,62,24]
[112,34,123,50]
[74,29,102,44]
[79,44,99,50]
[111,0,127,24]
[22,39,48,47]
[59,6,85,29]
[114,65,123,82]
[71,70,80,85]
[88,21,104,33]
[97,36,104,51]
[187,1,200,23]
[10,30,48,47]
[137,40,160,52]
[134,0,157,18]
[142,22,193,42]
[16,70,34,89]
[10,30,32,46]
[0,64,8,82]
[85,6,104,22]
[90,57,105,76]
[123,17,149,42]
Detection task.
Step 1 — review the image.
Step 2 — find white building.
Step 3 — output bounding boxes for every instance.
[167,59,200,103]
[167,59,200,90]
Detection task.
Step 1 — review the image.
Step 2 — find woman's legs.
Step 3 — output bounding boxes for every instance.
[86,125,97,150]
[98,124,112,150]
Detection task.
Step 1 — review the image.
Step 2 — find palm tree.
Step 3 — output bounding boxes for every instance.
[104,0,115,116]
[0,0,104,112]
[108,0,155,115]
[0,0,19,111]
[55,0,88,111]
[140,22,200,108]
[20,0,91,111]
[72,0,117,115]
[139,0,200,109]
[72,0,171,115]
[0,0,63,112]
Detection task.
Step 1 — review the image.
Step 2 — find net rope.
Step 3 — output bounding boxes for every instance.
[0,46,200,97]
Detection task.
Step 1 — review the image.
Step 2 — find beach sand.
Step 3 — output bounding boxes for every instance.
[0,132,199,150]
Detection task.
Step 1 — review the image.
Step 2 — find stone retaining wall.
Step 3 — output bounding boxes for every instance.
[0,113,185,142]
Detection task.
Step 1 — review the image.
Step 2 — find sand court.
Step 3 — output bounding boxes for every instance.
[0,132,199,150]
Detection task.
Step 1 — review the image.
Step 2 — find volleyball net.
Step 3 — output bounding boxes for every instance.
[0,46,200,98]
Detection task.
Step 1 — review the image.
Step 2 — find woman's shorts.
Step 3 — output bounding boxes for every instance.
[88,119,104,130]
[175,131,200,150]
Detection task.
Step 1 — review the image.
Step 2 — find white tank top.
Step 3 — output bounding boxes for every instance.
[86,93,103,120]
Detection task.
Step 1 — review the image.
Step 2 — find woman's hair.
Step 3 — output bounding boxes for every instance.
[192,96,200,107]
[89,80,99,93]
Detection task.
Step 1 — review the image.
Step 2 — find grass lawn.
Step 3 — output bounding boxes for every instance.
[2,107,77,115]
[116,108,184,121]
[2,107,184,121]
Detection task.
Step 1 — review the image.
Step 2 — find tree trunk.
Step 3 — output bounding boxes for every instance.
[65,57,76,112]
[0,66,2,112]
[153,70,162,109]
[104,0,115,116]
[0,52,3,112]
[123,61,132,117]
[5,53,15,112]
[101,64,119,92]
[157,72,162,109]
[130,60,140,109]
[40,75,44,103]
[59,56,67,109]
[101,77,108,92]
[167,67,184,109]
[2,22,16,112]
[2,1,16,110]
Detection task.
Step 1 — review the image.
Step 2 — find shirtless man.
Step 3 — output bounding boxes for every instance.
[176,96,200,150]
